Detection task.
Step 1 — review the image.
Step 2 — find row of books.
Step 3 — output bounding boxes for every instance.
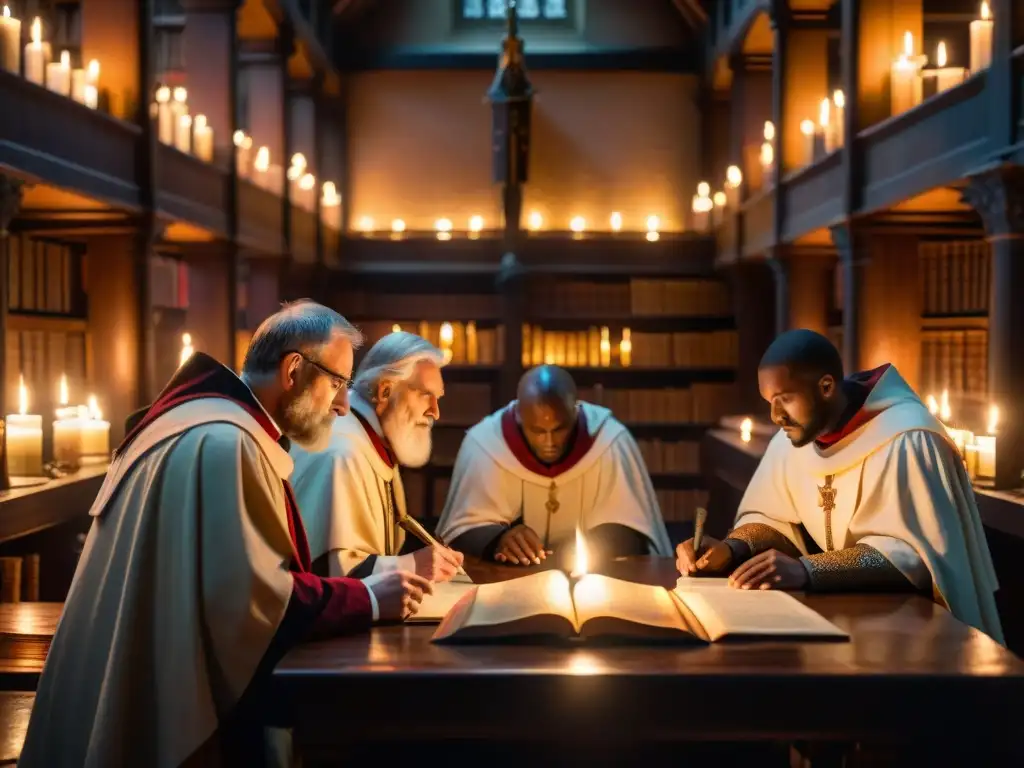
[580,384,738,425]
[920,240,990,316]
[524,278,732,318]
[6,234,82,315]
[523,326,738,369]
[636,438,700,475]
[359,321,506,366]
[657,489,709,523]
[5,329,88,408]
[920,329,987,396]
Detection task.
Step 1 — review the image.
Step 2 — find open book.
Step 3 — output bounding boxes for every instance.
[407,571,476,624]
[431,570,849,643]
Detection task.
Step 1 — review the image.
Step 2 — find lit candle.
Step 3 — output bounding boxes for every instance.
[711,191,727,227]
[0,6,21,75]
[180,333,194,367]
[171,87,189,138]
[599,327,611,368]
[23,17,50,87]
[45,48,70,96]
[926,393,939,415]
[53,404,87,469]
[233,131,252,179]
[321,182,341,229]
[740,417,752,443]
[691,181,712,232]
[6,375,43,477]
[155,86,173,145]
[724,165,742,208]
[969,2,993,73]
[81,395,110,464]
[391,324,402,333]
[939,389,951,422]
[800,119,817,166]
[435,218,453,241]
[298,172,316,212]
[175,114,192,154]
[71,66,87,104]
[891,31,927,115]
[389,217,405,236]
[817,97,833,154]
[84,60,99,109]
[356,216,375,233]
[439,322,454,365]
[569,216,586,237]
[609,212,622,232]
[253,146,270,189]
[619,328,632,367]
[759,141,774,186]
[832,90,846,151]
[192,114,213,162]
[932,41,966,94]
[527,211,543,231]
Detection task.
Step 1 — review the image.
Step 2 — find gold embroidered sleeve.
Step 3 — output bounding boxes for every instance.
[724,523,801,559]
[801,544,916,592]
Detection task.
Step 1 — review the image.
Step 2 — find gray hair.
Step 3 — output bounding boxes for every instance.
[353,331,445,400]
[242,299,364,383]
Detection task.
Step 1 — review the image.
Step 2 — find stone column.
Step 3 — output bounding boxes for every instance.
[963,165,1024,489]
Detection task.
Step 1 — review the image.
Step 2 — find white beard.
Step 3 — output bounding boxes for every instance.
[382,407,434,468]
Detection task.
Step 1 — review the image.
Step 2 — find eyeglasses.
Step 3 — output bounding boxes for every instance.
[286,350,354,392]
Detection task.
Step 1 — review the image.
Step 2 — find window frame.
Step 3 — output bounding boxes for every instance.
[453,0,576,30]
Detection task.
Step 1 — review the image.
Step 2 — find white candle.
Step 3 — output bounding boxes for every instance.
[53,404,87,468]
[84,59,99,108]
[253,146,270,189]
[891,31,926,115]
[296,173,315,211]
[711,191,726,227]
[233,131,252,179]
[192,114,213,162]
[81,395,110,463]
[71,67,87,103]
[969,2,993,73]
[175,114,192,154]
[691,181,712,232]
[84,84,97,109]
[599,327,611,367]
[0,6,21,75]
[23,17,50,87]
[975,435,996,479]
[933,41,966,94]
[724,165,742,209]
[155,86,173,144]
[832,90,846,150]
[170,87,189,145]
[322,182,341,229]
[6,376,43,477]
[45,49,70,96]
[619,329,632,368]
[800,119,817,166]
[817,97,834,154]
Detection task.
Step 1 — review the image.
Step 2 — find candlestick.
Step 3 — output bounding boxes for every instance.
[6,376,42,477]
[891,31,927,116]
[0,6,21,75]
[45,49,70,96]
[192,114,213,162]
[932,41,966,94]
[23,17,50,87]
[969,2,993,74]
[724,165,742,209]
[175,114,192,154]
[800,119,817,166]
[832,90,846,151]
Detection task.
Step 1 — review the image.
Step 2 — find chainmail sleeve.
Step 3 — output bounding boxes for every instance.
[801,543,918,592]
[723,522,802,563]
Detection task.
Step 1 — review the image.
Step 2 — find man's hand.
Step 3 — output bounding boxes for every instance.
[728,549,808,590]
[364,570,433,621]
[411,545,464,582]
[676,536,734,576]
[495,524,549,566]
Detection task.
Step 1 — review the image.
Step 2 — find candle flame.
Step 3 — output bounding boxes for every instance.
[800,119,815,136]
[763,120,775,141]
[697,181,710,197]
[156,85,170,103]
[87,59,99,79]
[392,324,402,333]
[939,389,951,421]
[468,214,484,232]
[290,152,307,172]
[30,17,40,45]
[357,215,375,231]
[926,393,939,415]
[818,97,831,127]
[254,146,270,171]
[434,218,453,233]
[391,218,405,233]
[937,41,947,68]
[179,114,192,129]
[2,7,9,19]
[609,212,622,231]
[58,373,68,406]
[18,374,27,416]
[903,31,914,57]
[180,333,194,367]
[981,1,990,21]
[569,216,585,233]
[439,322,454,346]
[646,215,660,232]
[740,416,753,443]
[527,211,543,231]
[760,141,775,167]
[88,394,102,420]
[299,172,315,191]
[987,404,998,435]
[60,50,69,67]
[233,130,246,146]
[172,86,186,103]
[713,191,727,207]
[572,526,588,577]
[833,89,845,109]
[726,165,742,187]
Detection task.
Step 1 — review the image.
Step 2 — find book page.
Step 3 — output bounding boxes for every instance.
[408,580,477,623]
[673,580,848,641]
[464,569,577,630]
[573,574,690,635]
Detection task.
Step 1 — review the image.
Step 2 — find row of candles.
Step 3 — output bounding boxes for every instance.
[153,86,214,163]
[7,374,110,478]
[0,8,101,108]
[927,390,998,484]
[691,166,743,232]
[356,212,667,240]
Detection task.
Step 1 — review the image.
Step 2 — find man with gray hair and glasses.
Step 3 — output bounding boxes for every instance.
[20,300,432,768]
[292,330,464,582]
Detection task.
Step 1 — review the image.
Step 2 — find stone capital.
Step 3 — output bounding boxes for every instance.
[0,175,25,236]
[961,164,1024,238]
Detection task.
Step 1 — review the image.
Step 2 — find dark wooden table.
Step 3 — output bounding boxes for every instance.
[273,556,1024,766]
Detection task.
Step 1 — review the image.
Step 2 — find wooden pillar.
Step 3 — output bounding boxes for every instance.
[781,18,828,174]
[785,250,832,336]
[0,175,24,490]
[840,0,862,214]
[240,43,287,190]
[730,54,773,193]
[963,165,1024,489]
[245,258,284,331]
[987,0,1024,150]
[730,260,776,412]
[181,0,240,167]
[830,223,862,374]
[854,0,923,129]
[184,245,233,368]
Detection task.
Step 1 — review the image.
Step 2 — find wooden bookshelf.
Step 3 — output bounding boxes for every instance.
[336,237,736,526]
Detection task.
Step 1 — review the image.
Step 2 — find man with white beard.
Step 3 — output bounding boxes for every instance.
[291,331,464,582]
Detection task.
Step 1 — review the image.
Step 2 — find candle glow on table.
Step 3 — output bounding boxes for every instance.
[0,6,20,75]
[891,31,927,116]
[932,41,966,94]
[6,376,43,477]
[24,17,50,87]
[45,49,70,96]
[969,2,993,74]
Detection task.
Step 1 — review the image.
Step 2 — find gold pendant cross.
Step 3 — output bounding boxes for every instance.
[817,474,837,551]
[545,480,559,515]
